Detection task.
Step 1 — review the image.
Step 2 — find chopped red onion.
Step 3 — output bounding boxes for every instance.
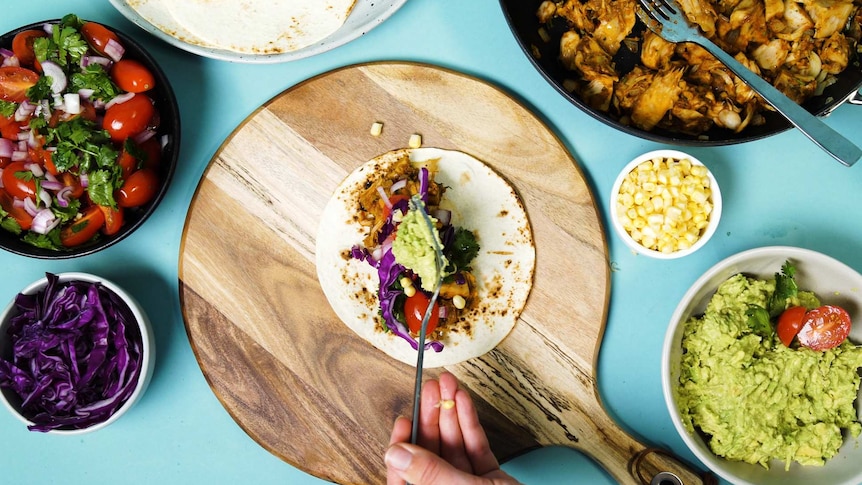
[41,61,68,94]
[0,47,14,59]
[103,38,125,62]
[377,186,392,209]
[79,172,89,188]
[11,151,27,162]
[42,23,54,34]
[390,178,407,194]
[0,138,13,158]
[104,92,135,110]
[438,306,448,319]
[39,188,52,207]
[63,93,82,115]
[77,88,95,100]
[1,54,19,68]
[14,100,36,122]
[80,55,111,69]
[44,171,58,183]
[27,129,38,148]
[433,209,451,226]
[31,209,58,234]
[132,129,156,144]
[56,186,73,208]
[41,180,64,191]
[23,197,38,217]
[26,163,44,178]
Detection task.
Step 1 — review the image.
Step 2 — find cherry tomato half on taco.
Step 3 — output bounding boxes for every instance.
[404,291,440,337]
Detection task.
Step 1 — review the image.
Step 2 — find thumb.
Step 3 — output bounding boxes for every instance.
[385,443,489,485]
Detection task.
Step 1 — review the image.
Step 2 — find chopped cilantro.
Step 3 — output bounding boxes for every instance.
[51,198,82,223]
[444,227,480,272]
[26,76,53,101]
[38,117,118,174]
[23,228,63,250]
[0,100,17,118]
[1,217,22,235]
[768,261,798,317]
[33,16,88,67]
[70,65,119,102]
[745,305,774,340]
[86,169,120,208]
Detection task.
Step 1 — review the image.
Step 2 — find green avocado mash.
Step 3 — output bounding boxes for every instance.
[392,203,449,292]
[677,273,862,470]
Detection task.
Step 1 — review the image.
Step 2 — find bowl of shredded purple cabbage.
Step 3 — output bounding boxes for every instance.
[0,272,154,433]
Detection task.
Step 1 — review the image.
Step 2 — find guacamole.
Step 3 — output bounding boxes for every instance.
[677,273,862,470]
[391,204,449,292]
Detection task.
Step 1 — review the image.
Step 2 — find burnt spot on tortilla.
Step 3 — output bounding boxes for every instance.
[499,209,509,217]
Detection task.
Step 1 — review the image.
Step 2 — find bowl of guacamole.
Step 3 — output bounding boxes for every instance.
[663,246,862,485]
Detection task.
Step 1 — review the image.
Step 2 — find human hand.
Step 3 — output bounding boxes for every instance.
[385,372,521,485]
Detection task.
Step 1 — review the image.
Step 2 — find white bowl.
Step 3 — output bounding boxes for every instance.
[0,273,155,435]
[109,0,407,63]
[663,246,862,485]
[610,149,721,259]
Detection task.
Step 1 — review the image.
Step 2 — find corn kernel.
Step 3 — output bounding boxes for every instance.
[408,133,422,148]
[452,295,466,309]
[615,154,714,253]
[370,122,384,136]
[403,285,416,297]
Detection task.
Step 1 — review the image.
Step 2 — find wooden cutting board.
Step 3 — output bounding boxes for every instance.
[178,62,711,485]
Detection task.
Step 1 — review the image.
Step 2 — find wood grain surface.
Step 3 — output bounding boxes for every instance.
[178,62,711,485]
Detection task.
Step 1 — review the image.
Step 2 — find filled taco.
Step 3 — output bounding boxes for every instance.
[316,147,535,367]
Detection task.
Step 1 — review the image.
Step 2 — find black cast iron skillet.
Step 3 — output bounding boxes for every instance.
[499,0,862,145]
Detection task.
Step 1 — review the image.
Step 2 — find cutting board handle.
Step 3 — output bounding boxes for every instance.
[629,447,717,485]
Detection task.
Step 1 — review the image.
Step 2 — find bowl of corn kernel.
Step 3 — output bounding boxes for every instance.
[610,150,721,259]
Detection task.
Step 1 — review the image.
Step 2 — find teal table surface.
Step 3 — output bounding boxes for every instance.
[2,1,861,484]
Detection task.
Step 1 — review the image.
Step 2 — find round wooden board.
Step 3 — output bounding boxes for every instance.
[178,62,709,485]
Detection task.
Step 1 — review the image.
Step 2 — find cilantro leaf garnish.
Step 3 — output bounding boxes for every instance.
[768,260,799,317]
[444,227,480,273]
[26,76,53,101]
[86,169,120,208]
[23,229,63,250]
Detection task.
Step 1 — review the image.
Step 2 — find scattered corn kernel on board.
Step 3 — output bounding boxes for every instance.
[178,62,709,485]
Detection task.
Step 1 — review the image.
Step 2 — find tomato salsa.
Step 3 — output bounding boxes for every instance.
[0,14,163,250]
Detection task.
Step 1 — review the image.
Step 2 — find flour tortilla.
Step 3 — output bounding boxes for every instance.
[315,148,535,368]
[163,0,357,54]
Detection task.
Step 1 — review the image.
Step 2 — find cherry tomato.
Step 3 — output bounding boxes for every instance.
[797,305,852,351]
[0,121,21,140]
[98,205,124,235]
[116,168,158,207]
[60,172,84,199]
[60,206,105,247]
[139,137,162,170]
[117,146,138,179]
[0,66,39,103]
[1,161,37,199]
[0,189,33,230]
[12,30,48,69]
[81,22,121,58]
[777,306,807,347]
[111,59,156,93]
[103,94,155,142]
[404,291,440,336]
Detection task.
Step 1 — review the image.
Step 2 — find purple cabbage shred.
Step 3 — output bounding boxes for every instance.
[0,273,143,432]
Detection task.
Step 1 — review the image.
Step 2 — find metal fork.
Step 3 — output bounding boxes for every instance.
[636,0,862,167]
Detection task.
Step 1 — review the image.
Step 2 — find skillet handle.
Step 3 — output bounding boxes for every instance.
[629,447,718,485]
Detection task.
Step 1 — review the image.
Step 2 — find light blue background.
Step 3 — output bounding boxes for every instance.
[2,1,861,484]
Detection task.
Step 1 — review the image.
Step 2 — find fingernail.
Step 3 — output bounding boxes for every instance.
[385,444,413,471]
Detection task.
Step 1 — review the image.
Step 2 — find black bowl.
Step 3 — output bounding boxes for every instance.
[499,0,862,146]
[0,18,180,259]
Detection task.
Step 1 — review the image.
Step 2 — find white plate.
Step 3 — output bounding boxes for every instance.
[109,0,407,63]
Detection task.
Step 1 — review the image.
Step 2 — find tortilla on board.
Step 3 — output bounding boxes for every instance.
[315,148,536,368]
